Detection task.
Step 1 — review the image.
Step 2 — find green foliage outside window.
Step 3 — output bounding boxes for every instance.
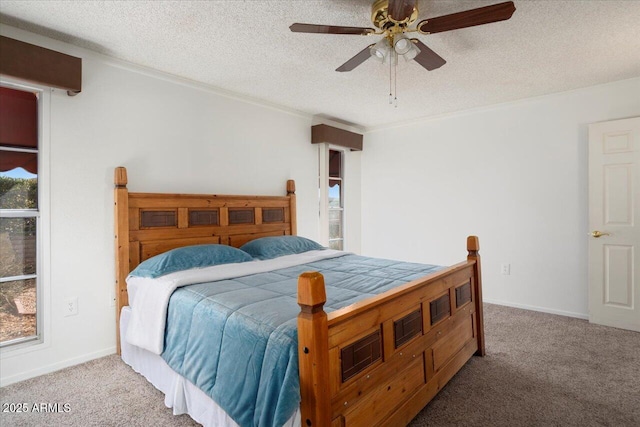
[0,176,38,278]
[0,176,38,210]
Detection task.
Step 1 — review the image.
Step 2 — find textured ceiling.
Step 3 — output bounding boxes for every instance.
[1,1,639,130]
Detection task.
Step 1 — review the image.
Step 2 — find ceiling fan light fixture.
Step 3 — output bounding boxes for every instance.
[370,38,391,62]
[393,35,412,55]
[289,0,517,105]
[403,42,420,61]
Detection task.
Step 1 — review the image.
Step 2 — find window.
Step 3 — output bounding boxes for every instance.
[0,86,40,347]
[328,149,344,250]
[319,146,346,250]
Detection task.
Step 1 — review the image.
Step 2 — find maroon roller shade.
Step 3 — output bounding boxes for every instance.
[0,151,37,174]
[0,87,37,149]
[0,87,38,173]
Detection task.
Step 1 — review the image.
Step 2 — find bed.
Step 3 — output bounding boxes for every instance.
[114,166,485,427]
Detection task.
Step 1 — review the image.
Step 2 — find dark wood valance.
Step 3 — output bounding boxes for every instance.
[311,124,363,151]
[0,36,82,96]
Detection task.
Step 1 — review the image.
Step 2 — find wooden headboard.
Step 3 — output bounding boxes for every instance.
[113,166,297,352]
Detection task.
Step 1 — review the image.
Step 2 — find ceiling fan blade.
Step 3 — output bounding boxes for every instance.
[289,23,375,35]
[417,1,516,34]
[336,45,374,72]
[388,0,417,22]
[411,39,446,71]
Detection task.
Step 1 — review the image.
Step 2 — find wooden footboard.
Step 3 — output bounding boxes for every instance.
[297,237,485,427]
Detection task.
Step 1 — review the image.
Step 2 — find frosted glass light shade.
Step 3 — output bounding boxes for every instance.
[403,43,420,61]
[370,38,391,62]
[394,36,412,55]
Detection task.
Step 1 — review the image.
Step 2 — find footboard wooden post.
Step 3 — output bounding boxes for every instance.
[114,167,130,355]
[297,272,331,427]
[467,235,485,356]
[287,180,297,236]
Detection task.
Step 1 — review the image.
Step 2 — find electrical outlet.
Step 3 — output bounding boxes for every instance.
[501,264,511,275]
[64,297,78,316]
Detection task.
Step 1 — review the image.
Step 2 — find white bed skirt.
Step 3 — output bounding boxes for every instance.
[120,306,301,427]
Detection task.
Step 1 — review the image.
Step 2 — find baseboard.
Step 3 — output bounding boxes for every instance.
[483,299,589,320]
[0,346,116,387]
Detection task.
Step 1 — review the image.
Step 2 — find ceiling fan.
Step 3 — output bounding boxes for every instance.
[289,0,516,73]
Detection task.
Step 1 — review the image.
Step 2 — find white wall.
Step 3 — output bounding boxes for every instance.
[0,27,321,385]
[361,78,640,319]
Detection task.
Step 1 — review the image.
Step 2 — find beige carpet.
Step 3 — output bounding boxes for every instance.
[1,304,638,427]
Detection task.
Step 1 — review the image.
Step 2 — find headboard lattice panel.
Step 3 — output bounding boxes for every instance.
[114,166,297,353]
[127,196,294,267]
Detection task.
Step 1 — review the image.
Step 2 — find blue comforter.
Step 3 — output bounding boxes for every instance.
[161,254,441,427]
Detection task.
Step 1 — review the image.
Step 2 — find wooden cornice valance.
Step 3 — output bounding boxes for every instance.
[0,36,82,96]
[311,124,363,151]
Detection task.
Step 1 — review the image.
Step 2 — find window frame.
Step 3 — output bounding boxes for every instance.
[0,78,51,354]
[319,144,347,250]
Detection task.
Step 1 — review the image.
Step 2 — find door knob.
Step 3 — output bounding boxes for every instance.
[590,230,610,238]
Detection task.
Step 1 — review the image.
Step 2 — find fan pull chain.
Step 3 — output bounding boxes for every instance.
[389,50,393,105]
[388,50,398,107]
[394,56,398,108]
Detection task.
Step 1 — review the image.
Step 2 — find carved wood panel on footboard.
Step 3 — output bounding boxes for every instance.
[298,237,484,427]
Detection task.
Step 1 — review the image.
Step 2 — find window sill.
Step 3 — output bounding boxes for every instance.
[0,335,48,358]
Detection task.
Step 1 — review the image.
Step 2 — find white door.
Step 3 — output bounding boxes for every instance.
[588,117,640,332]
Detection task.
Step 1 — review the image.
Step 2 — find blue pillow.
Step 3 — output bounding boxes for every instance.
[240,236,324,260]
[129,244,254,278]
